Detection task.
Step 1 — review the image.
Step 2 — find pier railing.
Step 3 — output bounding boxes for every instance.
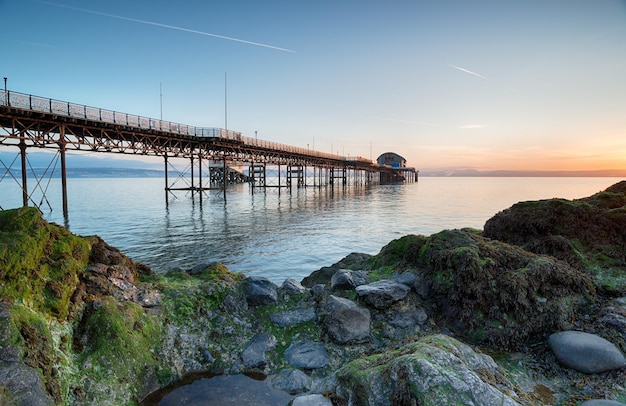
[0,89,374,165]
[0,90,235,138]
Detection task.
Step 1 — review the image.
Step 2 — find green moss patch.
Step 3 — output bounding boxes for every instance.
[484,181,626,295]
[336,334,514,406]
[368,228,596,350]
[74,297,163,404]
[0,207,91,319]
[8,304,63,402]
[144,264,245,326]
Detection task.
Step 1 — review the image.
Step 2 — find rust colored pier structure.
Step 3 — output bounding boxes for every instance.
[0,90,417,216]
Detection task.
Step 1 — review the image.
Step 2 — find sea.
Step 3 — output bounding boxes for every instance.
[0,176,622,284]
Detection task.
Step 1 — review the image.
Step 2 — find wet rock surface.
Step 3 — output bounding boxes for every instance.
[323,295,371,344]
[247,276,279,306]
[284,340,329,370]
[548,331,626,374]
[241,333,277,369]
[355,279,410,309]
[335,334,520,406]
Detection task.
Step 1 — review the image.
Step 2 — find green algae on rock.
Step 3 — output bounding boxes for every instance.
[335,334,519,406]
[0,207,166,404]
[484,180,626,295]
[367,229,596,350]
[0,207,91,320]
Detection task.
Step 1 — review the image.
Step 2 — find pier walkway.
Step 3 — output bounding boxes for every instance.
[0,90,417,216]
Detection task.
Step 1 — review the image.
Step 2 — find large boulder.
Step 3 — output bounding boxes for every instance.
[281,278,306,295]
[0,303,54,406]
[323,295,371,344]
[291,394,333,406]
[483,181,626,294]
[548,331,626,374]
[335,334,519,406]
[271,369,311,394]
[368,229,596,350]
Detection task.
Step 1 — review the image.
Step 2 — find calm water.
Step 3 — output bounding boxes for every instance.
[0,176,622,283]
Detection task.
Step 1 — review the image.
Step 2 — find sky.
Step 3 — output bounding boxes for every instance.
[1,0,626,172]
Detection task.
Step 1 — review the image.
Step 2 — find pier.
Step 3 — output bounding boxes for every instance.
[0,90,417,216]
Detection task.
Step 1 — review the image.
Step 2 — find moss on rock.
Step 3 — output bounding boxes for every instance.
[73,297,163,404]
[145,264,245,326]
[368,229,596,350]
[484,181,626,295]
[335,334,518,406]
[0,207,91,320]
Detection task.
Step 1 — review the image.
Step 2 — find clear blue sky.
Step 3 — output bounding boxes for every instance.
[2,0,626,171]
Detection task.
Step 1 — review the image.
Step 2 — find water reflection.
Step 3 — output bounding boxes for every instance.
[2,177,620,283]
[141,373,293,406]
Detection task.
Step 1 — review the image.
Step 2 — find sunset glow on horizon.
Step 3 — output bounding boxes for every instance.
[2,1,625,173]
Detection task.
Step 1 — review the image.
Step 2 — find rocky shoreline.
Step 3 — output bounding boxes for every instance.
[1,182,626,405]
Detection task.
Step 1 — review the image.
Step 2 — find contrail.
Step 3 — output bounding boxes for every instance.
[449,64,486,79]
[33,0,295,53]
[15,40,55,48]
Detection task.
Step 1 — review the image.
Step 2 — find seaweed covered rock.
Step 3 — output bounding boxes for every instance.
[0,303,54,406]
[370,229,596,349]
[0,207,91,320]
[0,208,178,404]
[335,334,519,406]
[483,181,626,294]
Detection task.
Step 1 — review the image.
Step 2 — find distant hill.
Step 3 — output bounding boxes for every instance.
[0,151,163,178]
[419,168,626,177]
[2,167,164,178]
[3,151,625,178]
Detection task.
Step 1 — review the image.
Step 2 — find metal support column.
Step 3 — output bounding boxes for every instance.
[164,154,169,202]
[198,153,202,194]
[250,162,255,194]
[190,155,195,194]
[59,125,68,218]
[19,137,27,207]
[223,157,227,200]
